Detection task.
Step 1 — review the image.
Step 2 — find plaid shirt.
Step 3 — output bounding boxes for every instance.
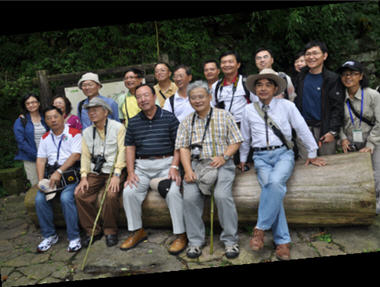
[175,107,243,159]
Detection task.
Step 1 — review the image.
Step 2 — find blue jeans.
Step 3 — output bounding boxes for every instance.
[253,146,295,245]
[35,183,80,241]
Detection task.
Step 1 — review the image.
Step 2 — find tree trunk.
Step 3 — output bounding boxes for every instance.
[24,152,377,229]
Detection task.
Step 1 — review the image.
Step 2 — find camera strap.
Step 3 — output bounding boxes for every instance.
[215,77,238,112]
[190,107,213,147]
[92,118,108,156]
[51,132,65,165]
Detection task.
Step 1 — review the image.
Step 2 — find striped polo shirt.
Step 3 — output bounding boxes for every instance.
[125,105,179,157]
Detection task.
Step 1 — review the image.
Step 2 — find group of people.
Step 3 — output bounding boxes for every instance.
[13,39,380,261]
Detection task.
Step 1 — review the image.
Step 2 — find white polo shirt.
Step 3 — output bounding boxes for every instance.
[163,92,195,123]
[37,124,82,165]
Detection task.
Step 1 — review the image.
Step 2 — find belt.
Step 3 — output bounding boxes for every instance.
[253,144,284,152]
[136,154,172,160]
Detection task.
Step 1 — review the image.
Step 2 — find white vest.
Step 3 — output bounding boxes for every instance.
[83,119,123,174]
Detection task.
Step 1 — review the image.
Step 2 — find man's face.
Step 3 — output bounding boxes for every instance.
[154,64,171,82]
[81,80,101,98]
[255,50,274,71]
[124,71,143,91]
[304,46,327,71]
[135,86,156,112]
[203,62,220,82]
[45,109,64,131]
[340,69,363,90]
[255,78,278,103]
[189,87,211,115]
[87,106,108,124]
[173,68,192,90]
[220,54,240,77]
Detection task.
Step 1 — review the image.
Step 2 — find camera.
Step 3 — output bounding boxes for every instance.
[91,155,106,173]
[190,144,203,161]
[347,143,358,152]
[216,101,225,109]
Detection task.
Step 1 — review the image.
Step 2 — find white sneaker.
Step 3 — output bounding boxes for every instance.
[37,234,59,252]
[67,238,82,252]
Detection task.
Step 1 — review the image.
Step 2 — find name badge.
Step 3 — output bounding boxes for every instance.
[352,129,363,143]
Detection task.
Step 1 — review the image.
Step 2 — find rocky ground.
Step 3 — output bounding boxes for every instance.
[1,193,380,286]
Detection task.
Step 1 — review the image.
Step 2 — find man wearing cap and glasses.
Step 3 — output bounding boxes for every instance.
[120,84,187,255]
[175,80,243,259]
[74,97,126,248]
[239,68,326,261]
[35,106,82,253]
[77,72,120,129]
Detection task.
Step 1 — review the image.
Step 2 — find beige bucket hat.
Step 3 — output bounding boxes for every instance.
[245,68,287,96]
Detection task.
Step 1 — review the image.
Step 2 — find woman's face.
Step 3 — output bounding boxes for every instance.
[294,55,306,72]
[25,96,40,113]
[340,69,363,90]
[53,97,66,114]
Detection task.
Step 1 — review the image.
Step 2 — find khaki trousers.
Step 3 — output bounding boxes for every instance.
[297,126,337,159]
[75,173,122,236]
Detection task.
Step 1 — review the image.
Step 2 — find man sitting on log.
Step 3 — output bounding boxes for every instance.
[175,80,243,259]
[35,106,82,253]
[74,97,126,248]
[120,84,187,255]
[239,69,326,261]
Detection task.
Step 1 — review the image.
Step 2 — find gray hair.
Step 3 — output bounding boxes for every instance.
[187,80,210,97]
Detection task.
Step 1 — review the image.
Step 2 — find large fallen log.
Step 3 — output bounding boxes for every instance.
[24,152,377,228]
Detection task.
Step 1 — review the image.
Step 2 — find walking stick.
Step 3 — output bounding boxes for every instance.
[210,119,216,255]
[81,148,119,271]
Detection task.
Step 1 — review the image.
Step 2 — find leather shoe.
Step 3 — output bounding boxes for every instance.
[82,233,103,248]
[120,228,147,251]
[250,228,265,251]
[168,233,188,255]
[275,243,291,261]
[105,234,118,247]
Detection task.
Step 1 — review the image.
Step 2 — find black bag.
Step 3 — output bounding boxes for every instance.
[45,161,81,190]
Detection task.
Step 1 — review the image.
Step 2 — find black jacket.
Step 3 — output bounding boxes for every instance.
[294,66,345,137]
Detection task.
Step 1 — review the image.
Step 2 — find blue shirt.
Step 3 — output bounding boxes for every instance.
[77,94,120,130]
[125,106,179,157]
[302,73,323,122]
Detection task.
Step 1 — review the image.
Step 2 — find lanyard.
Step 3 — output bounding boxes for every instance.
[92,119,108,156]
[346,88,364,128]
[190,108,213,146]
[218,76,239,112]
[51,133,64,164]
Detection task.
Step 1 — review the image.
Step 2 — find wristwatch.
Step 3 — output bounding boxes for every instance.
[223,155,231,161]
[114,172,121,177]
[329,131,338,138]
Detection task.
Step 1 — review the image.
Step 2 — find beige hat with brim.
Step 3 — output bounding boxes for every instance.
[194,159,218,196]
[78,72,103,89]
[38,178,58,201]
[245,68,287,96]
[83,97,113,115]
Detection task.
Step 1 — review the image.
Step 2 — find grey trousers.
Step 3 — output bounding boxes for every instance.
[183,159,239,247]
[122,156,185,234]
[297,126,337,159]
[372,146,380,214]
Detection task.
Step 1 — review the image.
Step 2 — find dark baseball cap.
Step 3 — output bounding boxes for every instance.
[337,60,363,74]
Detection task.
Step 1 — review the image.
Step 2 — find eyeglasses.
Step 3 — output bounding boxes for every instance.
[190,94,208,101]
[305,51,322,57]
[81,83,97,88]
[341,71,361,77]
[255,55,270,61]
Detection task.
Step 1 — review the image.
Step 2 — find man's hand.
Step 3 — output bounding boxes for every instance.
[305,157,326,167]
[341,139,351,153]
[184,170,197,183]
[168,167,181,186]
[124,172,139,189]
[49,171,61,188]
[75,177,89,195]
[210,156,226,168]
[319,132,335,147]
[108,175,120,193]
[359,147,373,154]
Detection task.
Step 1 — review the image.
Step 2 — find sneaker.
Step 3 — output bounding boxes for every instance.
[186,245,202,259]
[67,238,82,252]
[225,244,240,259]
[37,234,59,253]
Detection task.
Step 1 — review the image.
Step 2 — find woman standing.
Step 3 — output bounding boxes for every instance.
[13,94,48,186]
[338,60,380,214]
[52,95,82,130]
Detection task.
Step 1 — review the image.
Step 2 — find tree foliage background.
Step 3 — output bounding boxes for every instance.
[0,1,379,169]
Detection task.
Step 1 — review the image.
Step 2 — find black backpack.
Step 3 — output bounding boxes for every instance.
[214,75,251,108]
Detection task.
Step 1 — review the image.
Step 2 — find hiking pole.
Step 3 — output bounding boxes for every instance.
[81,149,119,271]
[210,118,216,255]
